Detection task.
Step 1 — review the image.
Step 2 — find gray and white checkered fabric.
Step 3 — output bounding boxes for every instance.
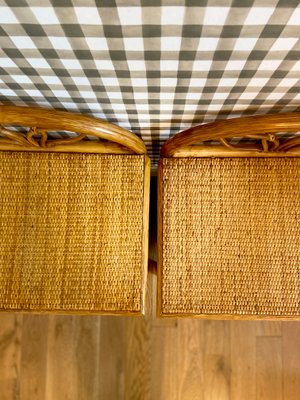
[1,0,300,165]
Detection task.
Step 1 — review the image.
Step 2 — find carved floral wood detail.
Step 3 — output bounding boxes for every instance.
[0,125,89,148]
[161,113,300,157]
[201,132,300,153]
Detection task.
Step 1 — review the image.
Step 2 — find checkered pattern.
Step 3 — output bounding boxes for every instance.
[1,1,300,166]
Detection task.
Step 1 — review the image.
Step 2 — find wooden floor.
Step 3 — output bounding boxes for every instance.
[0,266,299,400]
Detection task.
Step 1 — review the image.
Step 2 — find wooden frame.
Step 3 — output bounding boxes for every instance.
[0,105,146,155]
[0,105,150,315]
[158,112,300,319]
[161,112,300,158]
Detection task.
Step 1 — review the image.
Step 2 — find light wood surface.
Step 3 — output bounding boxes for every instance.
[256,337,282,400]
[0,271,299,400]
[282,323,300,400]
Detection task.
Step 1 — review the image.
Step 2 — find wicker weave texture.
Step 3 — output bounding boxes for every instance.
[161,158,300,317]
[0,152,145,313]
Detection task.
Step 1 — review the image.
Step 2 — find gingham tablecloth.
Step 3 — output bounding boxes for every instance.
[1,0,300,166]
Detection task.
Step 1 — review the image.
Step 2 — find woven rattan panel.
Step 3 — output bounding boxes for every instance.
[160,157,300,317]
[0,152,146,313]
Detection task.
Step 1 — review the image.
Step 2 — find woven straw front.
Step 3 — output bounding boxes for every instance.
[0,152,146,313]
[161,158,300,317]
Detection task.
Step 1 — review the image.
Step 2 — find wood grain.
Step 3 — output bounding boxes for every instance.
[256,321,282,337]
[73,316,101,400]
[123,317,152,400]
[202,321,231,400]
[45,315,101,400]
[0,292,299,399]
[98,317,125,400]
[0,314,22,400]
[150,325,178,399]
[177,320,204,400]
[256,337,283,400]
[20,315,48,400]
[230,321,256,400]
[45,315,78,400]
[283,322,300,400]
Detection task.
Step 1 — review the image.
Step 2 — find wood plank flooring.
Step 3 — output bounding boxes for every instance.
[0,269,299,400]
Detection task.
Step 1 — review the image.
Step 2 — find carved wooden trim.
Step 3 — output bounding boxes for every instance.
[0,105,147,155]
[1,126,91,148]
[161,113,300,157]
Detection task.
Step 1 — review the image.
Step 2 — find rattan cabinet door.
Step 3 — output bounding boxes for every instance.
[159,113,300,319]
[159,157,300,319]
[0,106,150,315]
[0,153,149,314]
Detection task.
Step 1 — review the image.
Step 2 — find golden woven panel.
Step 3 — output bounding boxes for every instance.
[0,152,146,313]
[160,158,300,317]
